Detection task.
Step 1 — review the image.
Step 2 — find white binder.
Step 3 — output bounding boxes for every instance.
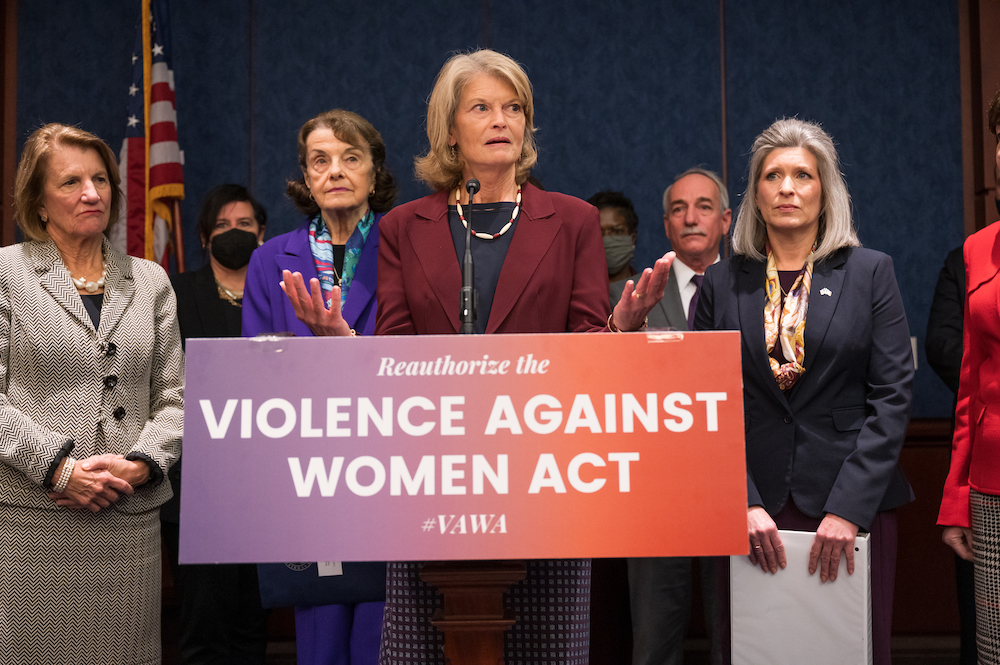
[730,530,872,665]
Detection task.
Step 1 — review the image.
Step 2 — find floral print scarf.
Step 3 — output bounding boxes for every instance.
[764,247,815,391]
[307,209,374,308]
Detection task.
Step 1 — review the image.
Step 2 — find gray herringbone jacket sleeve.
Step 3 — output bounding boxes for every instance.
[0,240,183,513]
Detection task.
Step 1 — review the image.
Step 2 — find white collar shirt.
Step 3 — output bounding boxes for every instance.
[673,255,721,319]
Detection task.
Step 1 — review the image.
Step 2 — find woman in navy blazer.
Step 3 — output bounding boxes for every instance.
[696,119,913,665]
[242,109,396,665]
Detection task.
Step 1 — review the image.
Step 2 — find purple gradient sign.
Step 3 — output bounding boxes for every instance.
[178,332,746,564]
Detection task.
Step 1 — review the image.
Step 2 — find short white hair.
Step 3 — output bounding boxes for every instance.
[731,118,859,262]
[662,167,729,214]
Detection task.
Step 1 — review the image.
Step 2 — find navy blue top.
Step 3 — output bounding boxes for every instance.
[81,293,103,329]
[448,203,519,334]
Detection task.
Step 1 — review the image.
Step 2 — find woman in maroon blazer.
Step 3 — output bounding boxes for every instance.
[374,49,672,665]
[940,88,1000,665]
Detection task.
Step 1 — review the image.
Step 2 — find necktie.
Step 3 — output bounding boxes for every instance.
[687,274,704,331]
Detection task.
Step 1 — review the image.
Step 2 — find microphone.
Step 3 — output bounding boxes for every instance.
[459,179,480,335]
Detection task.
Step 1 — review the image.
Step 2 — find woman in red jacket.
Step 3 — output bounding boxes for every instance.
[940,87,1000,664]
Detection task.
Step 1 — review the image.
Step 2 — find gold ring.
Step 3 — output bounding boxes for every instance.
[634,292,645,299]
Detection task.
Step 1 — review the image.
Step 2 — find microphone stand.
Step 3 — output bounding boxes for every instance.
[459,178,480,335]
[431,178,528,665]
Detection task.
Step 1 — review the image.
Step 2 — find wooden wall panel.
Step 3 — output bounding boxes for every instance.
[895,419,961,634]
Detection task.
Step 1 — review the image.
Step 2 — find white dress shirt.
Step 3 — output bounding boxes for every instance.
[673,255,721,319]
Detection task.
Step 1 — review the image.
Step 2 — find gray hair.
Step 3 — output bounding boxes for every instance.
[662,167,729,214]
[731,118,858,262]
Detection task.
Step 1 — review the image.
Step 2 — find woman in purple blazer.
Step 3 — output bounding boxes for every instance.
[242,109,397,665]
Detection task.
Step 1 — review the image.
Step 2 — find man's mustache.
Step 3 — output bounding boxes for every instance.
[680,228,707,237]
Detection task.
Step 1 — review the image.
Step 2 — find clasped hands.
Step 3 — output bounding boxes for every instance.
[280,270,355,337]
[747,506,859,583]
[48,454,149,513]
[611,252,675,331]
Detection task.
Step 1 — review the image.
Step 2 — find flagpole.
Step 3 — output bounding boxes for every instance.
[173,199,185,272]
[142,0,154,261]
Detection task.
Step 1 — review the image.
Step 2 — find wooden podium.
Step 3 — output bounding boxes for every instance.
[420,560,528,665]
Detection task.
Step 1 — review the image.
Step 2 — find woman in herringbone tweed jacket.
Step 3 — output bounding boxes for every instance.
[0,123,183,665]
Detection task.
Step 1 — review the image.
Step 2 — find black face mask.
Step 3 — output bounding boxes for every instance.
[210,228,259,270]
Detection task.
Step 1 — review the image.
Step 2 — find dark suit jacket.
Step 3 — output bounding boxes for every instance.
[610,263,687,330]
[925,245,965,395]
[696,247,914,530]
[243,216,380,338]
[163,264,243,522]
[170,264,242,348]
[376,183,610,335]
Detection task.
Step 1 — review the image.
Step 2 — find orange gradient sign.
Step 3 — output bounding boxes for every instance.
[179,331,747,564]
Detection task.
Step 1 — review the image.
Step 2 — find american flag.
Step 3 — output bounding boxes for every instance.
[111,0,185,269]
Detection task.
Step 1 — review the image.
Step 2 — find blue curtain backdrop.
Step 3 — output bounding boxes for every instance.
[16,0,963,417]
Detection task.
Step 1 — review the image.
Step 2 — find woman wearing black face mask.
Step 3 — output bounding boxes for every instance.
[184,183,267,318]
[162,183,269,665]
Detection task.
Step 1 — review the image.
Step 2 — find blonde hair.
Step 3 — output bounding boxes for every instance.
[14,123,122,242]
[731,118,858,263]
[415,49,537,192]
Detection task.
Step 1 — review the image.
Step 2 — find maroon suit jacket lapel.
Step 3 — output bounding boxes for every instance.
[487,183,561,333]
[406,189,461,333]
[396,184,563,334]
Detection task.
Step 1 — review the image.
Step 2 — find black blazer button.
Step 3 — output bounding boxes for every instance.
[783,415,792,424]
[113,407,126,420]
[106,342,117,357]
[104,375,118,389]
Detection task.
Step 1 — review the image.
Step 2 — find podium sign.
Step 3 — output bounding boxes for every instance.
[179,331,747,563]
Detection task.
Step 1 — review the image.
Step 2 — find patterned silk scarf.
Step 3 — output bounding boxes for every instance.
[307,209,374,308]
[764,247,815,390]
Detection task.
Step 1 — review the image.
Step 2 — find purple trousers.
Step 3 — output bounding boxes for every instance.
[294,602,385,665]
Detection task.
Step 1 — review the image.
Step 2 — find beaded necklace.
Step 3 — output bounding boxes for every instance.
[453,186,522,241]
[70,261,106,293]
